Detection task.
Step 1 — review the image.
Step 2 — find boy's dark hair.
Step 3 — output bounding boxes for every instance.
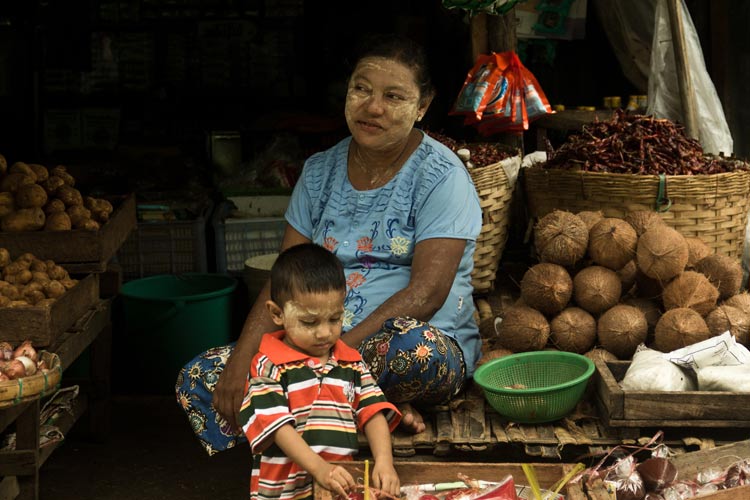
[270,243,346,305]
[348,33,435,104]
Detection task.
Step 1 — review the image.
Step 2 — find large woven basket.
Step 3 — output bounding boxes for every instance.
[524,167,750,258]
[468,156,518,294]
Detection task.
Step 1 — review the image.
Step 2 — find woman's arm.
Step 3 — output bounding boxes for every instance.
[341,237,466,348]
[213,224,311,431]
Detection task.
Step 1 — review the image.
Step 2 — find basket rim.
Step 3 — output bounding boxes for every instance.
[473,351,595,396]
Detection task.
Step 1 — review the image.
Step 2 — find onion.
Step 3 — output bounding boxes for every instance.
[0,372,8,382]
[13,340,37,362]
[0,341,13,361]
[4,359,26,379]
[14,356,36,376]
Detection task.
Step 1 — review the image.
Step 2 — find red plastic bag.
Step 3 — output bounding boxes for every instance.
[450,54,506,123]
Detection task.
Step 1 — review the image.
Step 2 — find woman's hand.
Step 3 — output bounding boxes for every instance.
[212,351,250,432]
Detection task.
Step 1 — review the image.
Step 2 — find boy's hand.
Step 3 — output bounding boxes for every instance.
[371,461,400,497]
[314,464,356,499]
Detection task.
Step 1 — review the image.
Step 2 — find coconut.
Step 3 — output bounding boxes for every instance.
[573,266,622,315]
[662,271,719,317]
[685,237,712,268]
[549,307,597,354]
[637,226,689,281]
[597,304,648,359]
[477,347,514,366]
[654,307,710,352]
[695,253,743,300]
[725,292,750,317]
[576,210,604,231]
[519,263,573,316]
[495,306,550,352]
[617,260,638,295]
[623,296,662,342]
[588,218,638,270]
[634,269,664,300]
[534,210,589,266]
[705,305,750,346]
[624,210,666,236]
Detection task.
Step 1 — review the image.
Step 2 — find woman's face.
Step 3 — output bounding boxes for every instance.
[345,56,429,152]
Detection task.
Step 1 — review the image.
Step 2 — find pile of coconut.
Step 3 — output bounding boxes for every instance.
[481,209,748,366]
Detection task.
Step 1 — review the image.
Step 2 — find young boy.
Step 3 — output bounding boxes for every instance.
[239,243,401,500]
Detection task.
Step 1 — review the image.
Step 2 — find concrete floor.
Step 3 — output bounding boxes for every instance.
[39,394,250,500]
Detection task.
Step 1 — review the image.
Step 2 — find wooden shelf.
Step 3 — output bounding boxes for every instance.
[0,300,112,500]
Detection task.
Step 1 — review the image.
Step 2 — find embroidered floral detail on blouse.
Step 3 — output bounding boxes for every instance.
[413,343,433,364]
[346,272,366,289]
[323,236,338,252]
[376,341,390,356]
[360,255,375,269]
[342,309,354,328]
[393,317,420,331]
[390,236,410,256]
[357,237,373,252]
[422,329,437,343]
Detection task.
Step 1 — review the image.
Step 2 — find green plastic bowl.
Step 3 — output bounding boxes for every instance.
[473,351,595,424]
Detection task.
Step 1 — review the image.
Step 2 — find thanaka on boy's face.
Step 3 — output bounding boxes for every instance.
[266,289,346,360]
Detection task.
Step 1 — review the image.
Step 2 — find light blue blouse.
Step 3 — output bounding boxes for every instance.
[285,132,483,377]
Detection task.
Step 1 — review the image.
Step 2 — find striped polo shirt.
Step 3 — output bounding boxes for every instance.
[240,330,400,500]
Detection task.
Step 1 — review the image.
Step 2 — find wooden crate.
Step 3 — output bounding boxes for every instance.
[313,461,587,500]
[0,273,99,346]
[594,359,750,427]
[587,439,750,499]
[0,193,136,273]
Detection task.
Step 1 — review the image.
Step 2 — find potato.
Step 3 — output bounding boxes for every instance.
[0,295,10,307]
[9,300,31,308]
[23,281,43,294]
[66,205,90,226]
[29,260,47,273]
[80,219,100,231]
[84,196,98,211]
[50,165,67,177]
[0,154,6,176]
[0,191,14,211]
[0,248,10,268]
[3,261,27,275]
[17,253,37,264]
[31,271,50,283]
[24,289,46,305]
[15,183,48,208]
[49,166,75,187]
[1,208,45,232]
[43,280,65,298]
[6,269,32,285]
[36,298,56,308]
[60,278,78,290]
[8,162,37,182]
[92,209,109,224]
[47,265,67,281]
[0,173,35,193]
[45,211,72,231]
[0,283,20,300]
[56,186,83,207]
[42,176,65,195]
[43,198,66,215]
[28,164,49,182]
[96,198,114,215]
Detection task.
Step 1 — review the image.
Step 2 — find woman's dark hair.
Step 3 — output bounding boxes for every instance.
[349,33,435,103]
[270,243,346,305]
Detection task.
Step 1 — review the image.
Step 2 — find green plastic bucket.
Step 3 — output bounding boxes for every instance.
[119,273,237,393]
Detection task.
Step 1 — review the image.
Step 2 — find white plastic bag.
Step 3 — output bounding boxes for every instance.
[697,365,750,392]
[648,0,733,155]
[621,345,696,391]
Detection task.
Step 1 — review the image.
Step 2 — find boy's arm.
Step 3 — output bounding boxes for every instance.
[363,413,400,497]
[273,424,356,498]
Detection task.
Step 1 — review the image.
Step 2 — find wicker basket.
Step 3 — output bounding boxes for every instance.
[0,351,62,408]
[468,156,519,294]
[524,167,750,258]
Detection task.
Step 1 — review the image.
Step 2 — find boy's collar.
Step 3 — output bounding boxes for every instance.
[260,330,362,364]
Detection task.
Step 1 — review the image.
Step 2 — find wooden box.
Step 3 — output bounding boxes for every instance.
[0,193,136,273]
[587,439,750,499]
[594,359,750,427]
[313,461,586,500]
[0,273,99,346]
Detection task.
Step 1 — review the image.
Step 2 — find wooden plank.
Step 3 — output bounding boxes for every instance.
[51,300,111,370]
[670,439,750,479]
[313,461,587,500]
[0,193,135,265]
[0,273,99,346]
[470,12,488,64]
[666,0,699,139]
[487,412,509,443]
